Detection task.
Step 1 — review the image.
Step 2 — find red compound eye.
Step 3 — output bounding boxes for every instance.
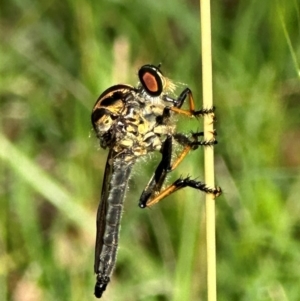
[142,72,158,94]
[138,64,163,97]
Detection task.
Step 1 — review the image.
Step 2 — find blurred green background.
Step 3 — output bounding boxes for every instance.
[1,0,300,300]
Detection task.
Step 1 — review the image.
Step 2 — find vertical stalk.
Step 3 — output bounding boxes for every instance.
[199,1,217,301]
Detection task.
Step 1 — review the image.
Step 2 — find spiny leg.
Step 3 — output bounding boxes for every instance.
[144,177,222,208]
[139,135,172,208]
[171,131,217,171]
[138,132,202,208]
[139,131,220,208]
[163,88,215,117]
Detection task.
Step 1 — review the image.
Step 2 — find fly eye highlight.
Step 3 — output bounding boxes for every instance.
[138,64,164,97]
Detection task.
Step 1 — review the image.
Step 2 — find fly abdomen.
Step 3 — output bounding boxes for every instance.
[94,156,134,298]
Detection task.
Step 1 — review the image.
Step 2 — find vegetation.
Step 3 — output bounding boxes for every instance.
[1,0,300,300]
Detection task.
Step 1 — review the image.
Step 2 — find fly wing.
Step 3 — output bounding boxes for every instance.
[94,148,114,273]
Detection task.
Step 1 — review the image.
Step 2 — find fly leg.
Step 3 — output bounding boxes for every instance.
[163,88,215,117]
[139,131,221,208]
[139,134,173,208]
[171,131,217,170]
[144,177,221,208]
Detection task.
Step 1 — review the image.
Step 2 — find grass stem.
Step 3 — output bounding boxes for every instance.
[200,1,217,300]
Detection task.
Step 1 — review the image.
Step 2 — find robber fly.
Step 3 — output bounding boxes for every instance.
[91,64,221,298]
